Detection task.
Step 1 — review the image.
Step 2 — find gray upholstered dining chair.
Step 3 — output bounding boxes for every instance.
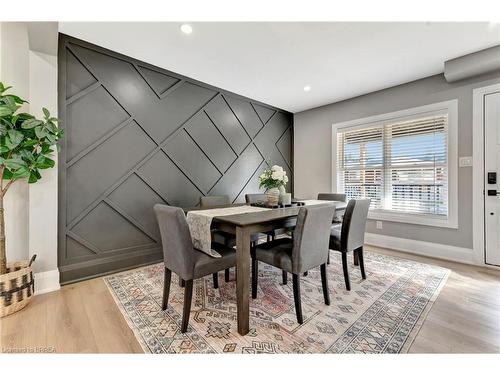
[329,199,370,291]
[199,195,236,285]
[251,204,336,324]
[245,193,277,243]
[199,195,261,284]
[200,195,231,207]
[318,193,346,224]
[245,193,292,285]
[200,195,236,289]
[154,204,236,333]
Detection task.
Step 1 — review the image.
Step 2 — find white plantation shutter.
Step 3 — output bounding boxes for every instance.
[337,126,384,209]
[337,113,449,217]
[385,115,448,215]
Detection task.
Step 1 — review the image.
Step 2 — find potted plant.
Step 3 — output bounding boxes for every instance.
[0,82,63,317]
[258,165,289,206]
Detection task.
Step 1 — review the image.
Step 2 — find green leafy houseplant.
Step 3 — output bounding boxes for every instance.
[0,82,63,275]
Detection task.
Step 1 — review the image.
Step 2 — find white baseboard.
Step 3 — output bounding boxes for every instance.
[365,233,476,265]
[34,269,60,295]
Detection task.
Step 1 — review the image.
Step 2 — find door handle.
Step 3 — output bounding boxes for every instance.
[487,190,500,196]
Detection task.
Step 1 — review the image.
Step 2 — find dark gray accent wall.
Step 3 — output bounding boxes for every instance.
[58,34,293,283]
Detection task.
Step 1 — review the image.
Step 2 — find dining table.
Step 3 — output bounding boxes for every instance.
[184,200,347,335]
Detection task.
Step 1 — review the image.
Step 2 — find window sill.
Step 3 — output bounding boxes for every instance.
[367,210,458,229]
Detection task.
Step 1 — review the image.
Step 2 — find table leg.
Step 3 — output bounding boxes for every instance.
[236,226,250,335]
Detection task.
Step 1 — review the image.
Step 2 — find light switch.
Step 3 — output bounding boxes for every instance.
[459,157,472,167]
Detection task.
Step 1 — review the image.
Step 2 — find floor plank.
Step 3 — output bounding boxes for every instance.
[1,246,499,353]
[368,246,500,353]
[1,275,142,353]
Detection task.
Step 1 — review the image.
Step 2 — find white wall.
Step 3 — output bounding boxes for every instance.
[0,22,59,293]
[28,51,59,280]
[0,22,30,266]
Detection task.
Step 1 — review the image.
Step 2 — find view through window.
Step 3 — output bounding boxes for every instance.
[336,113,448,217]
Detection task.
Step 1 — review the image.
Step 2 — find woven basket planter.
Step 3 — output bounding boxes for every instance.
[0,255,36,318]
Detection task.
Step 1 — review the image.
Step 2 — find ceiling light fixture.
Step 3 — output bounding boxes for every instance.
[180,24,193,35]
[303,85,311,92]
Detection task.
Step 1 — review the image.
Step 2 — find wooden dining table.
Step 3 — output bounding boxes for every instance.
[185,201,347,336]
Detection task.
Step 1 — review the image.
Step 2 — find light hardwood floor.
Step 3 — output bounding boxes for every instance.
[1,246,499,353]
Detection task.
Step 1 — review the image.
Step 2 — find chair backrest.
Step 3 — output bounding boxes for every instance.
[154,204,196,280]
[341,199,371,252]
[292,204,336,274]
[318,193,347,202]
[200,195,230,208]
[245,193,268,204]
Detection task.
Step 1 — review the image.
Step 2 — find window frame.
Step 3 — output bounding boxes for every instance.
[332,100,458,228]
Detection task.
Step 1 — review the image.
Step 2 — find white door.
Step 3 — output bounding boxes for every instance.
[484,90,500,266]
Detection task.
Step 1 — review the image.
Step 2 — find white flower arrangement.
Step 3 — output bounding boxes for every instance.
[258,165,289,190]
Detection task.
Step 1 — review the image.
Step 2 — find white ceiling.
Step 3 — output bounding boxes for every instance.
[59,22,500,113]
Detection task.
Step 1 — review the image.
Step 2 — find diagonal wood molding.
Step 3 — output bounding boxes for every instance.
[58,34,293,283]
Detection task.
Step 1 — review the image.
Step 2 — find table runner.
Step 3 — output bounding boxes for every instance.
[186,205,271,257]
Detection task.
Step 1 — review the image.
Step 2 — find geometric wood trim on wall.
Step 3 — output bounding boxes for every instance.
[57,33,294,284]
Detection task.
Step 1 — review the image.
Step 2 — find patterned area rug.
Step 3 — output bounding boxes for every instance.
[105,250,449,354]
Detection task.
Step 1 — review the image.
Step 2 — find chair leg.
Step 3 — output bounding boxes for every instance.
[282,270,287,285]
[327,251,330,265]
[358,247,366,279]
[162,268,172,310]
[354,250,359,266]
[181,280,193,333]
[267,235,271,242]
[320,263,330,305]
[179,278,185,287]
[292,274,303,324]
[342,252,351,291]
[212,272,219,289]
[252,257,258,299]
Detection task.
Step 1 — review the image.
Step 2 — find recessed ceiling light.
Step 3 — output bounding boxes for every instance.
[303,85,311,92]
[180,24,193,35]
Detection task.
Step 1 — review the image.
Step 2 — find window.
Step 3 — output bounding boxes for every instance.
[333,100,458,228]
